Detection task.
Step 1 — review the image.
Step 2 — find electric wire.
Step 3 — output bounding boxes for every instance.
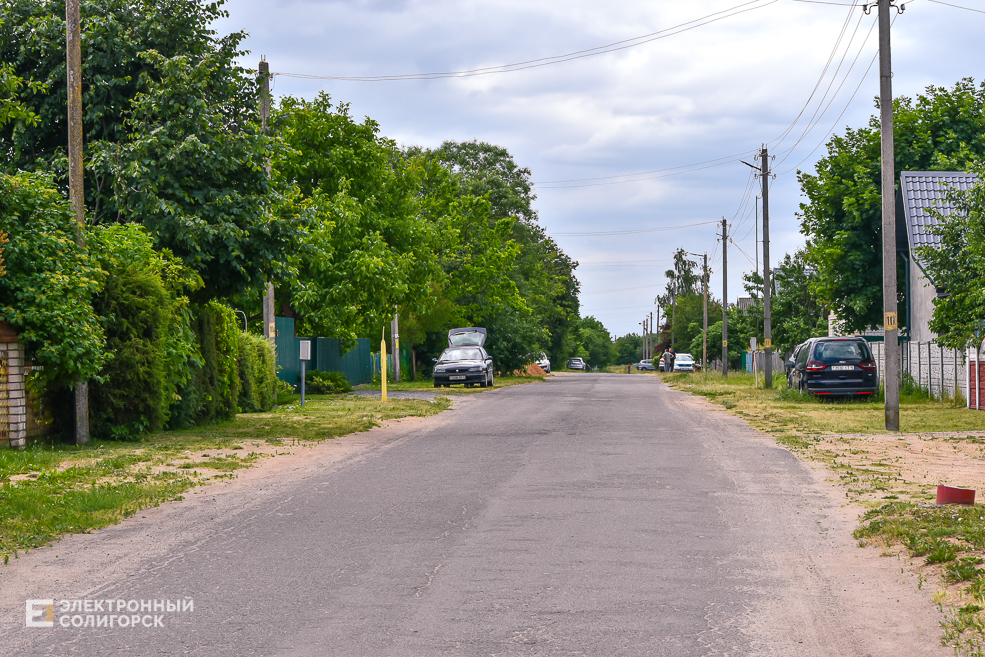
[772,12,877,170]
[768,0,860,153]
[772,10,870,167]
[550,220,719,237]
[531,150,758,185]
[926,0,985,13]
[775,11,895,175]
[271,1,777,82]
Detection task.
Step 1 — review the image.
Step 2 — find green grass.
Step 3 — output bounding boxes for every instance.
[855,503,985,655]
[0,394,450,564]
[660,370,981,435]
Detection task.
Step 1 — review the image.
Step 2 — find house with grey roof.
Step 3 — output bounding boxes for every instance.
[898,171,978,342]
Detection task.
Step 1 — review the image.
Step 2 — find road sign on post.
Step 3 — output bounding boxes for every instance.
[299,339,311,409]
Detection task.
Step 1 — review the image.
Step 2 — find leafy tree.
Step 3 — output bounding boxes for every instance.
[0,0,232,194]
[613,333,643,364]
[771,250,829,354]
[272,93,446,342]
[0,0,289,300]
[572,316,613,368]
[0,172,107,387]
[917,162,985,349]
[427,140,580,367]
[799,79,985,333]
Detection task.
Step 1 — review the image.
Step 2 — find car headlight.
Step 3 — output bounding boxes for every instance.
[468,366,483,372]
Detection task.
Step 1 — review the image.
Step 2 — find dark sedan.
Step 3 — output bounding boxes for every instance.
[788,337,878,398]
[433,347,495,388]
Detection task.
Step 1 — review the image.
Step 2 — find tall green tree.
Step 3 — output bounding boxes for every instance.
[0,0,292,300]
[272,93,445,342]
[427,140,580,367]
[799,79,985,333]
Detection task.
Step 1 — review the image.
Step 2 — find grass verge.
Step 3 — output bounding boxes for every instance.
[662,370,985,655]
[0,394,450,565]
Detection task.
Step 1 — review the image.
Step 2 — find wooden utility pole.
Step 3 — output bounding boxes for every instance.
[260,59,277,346]
[878,0,900,430]
[702,253,708,372]
[760,145,773,389]
[66,0,88,445]
[722,218,728,377]
[391,311,400,382]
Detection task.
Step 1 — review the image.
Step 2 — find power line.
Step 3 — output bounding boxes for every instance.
[550,220,719,237]
[775,12,890,175]
[773,12,878,170]
[582,284,664,296]
[926,0,985,13]
[532,150,757,185]
[272,1,777,83]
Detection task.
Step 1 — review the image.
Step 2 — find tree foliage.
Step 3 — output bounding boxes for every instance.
[273,93,446,341]
[0,173,107,387]
[799,79,985,333]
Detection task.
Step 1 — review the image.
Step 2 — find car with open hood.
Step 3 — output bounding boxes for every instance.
[432,328,495,388]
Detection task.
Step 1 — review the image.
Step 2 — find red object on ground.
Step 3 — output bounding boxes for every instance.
[937,485,976,505]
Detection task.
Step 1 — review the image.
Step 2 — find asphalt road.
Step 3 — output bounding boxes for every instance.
[1,373,946,656]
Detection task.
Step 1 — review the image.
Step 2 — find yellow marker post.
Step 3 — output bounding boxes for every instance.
[381,336,387,402]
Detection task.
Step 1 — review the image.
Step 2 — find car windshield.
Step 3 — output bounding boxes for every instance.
[813,341,870,364]
[676,354,693,361]
[439,348,484,362]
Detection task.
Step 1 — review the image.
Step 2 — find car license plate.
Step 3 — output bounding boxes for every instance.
[449,375,466,380]
[831,365,854,371]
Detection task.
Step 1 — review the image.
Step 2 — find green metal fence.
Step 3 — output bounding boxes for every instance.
[315,338,373,385]
[274,317,373,387]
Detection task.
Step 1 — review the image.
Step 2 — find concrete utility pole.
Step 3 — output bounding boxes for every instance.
[877,0,900,430]
[703,253,708,373]
[66,0,88,445]
[722,218,728,377]
[260,59,277,346]
[650,312,657,353]
[760,146,773,389]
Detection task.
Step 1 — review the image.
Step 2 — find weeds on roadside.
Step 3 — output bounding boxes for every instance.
[0,395,451,565]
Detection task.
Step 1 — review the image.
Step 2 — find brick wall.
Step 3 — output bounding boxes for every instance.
[0,321,27,448]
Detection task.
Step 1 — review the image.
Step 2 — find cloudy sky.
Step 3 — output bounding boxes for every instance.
[216,0,984,338]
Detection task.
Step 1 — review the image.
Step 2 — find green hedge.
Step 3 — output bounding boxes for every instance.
[168,302,239,429]
[238,332,277,413]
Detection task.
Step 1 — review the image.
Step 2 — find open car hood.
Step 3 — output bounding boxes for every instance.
[448,327,487,347]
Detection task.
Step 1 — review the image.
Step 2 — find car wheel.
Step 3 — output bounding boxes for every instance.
[433,381,440,388]
[489,372,494,388]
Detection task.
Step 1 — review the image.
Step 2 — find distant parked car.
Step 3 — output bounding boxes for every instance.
[637,359,655,371]
[787,337,878,398]
[673,353,695,372]
[535,352,551,373]
[567,357,586,370]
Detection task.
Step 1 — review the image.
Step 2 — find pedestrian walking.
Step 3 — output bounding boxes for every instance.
[666,347,676,373]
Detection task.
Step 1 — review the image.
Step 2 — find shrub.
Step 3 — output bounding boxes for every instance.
[88,225,199,440]
[304,370,352,395]
[0,172,107,388]
[237,333,276,413]
[168,302,240,428]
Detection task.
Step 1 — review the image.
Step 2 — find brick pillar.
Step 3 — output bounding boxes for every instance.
[0,321,27,448]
